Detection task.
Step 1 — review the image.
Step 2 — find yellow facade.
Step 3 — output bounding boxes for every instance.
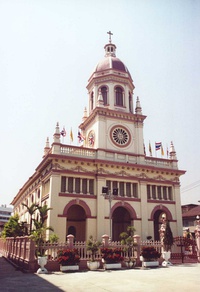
[12,36,185,242]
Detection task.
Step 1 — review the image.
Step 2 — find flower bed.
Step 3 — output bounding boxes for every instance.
[101,247,124,263]
[140,246,161,262]
[57,248,80,266]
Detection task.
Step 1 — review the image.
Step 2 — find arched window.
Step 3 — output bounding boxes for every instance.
[38,189,40,199]
[115,87,123,106]
[129,92,133,113]
[101,86,107,105]
[90,92,94,111]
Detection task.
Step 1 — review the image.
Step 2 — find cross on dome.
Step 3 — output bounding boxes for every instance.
[107,31,113,43]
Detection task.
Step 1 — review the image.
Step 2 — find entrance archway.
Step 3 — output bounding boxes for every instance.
[153,210,165,241]
[112,207,131,241]
[151,206,173,240]
[66,205,86,241]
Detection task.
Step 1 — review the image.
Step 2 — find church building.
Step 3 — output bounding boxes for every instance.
[11,33,185,242]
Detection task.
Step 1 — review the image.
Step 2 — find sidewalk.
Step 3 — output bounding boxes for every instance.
[1,255,200,292]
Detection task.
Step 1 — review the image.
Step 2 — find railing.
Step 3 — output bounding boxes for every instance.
[140,240,162,253]
[0,234,144,271]
[60,146,95,158]
[5,235,198,271]
[58,145,177,169]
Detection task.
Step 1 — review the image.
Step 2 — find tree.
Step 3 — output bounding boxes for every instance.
[37,205,52,226]
[31,204,54,257]
[120,225,137,264]
[2,214,26,238]
[21,202,39,235]
[163,221,174,252]
[86,235,101,261]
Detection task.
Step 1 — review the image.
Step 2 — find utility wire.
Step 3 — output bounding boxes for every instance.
[181,180,200,193]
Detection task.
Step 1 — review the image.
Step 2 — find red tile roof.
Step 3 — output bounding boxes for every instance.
[182,205,200,218]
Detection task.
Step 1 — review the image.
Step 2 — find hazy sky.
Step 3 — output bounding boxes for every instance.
[0,0,200,207]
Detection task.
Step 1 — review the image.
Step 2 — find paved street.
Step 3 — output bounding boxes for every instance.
[0,255,200,292]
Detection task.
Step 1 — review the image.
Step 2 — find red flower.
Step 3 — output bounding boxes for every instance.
[101,247,124,263]
[57,248,80,266]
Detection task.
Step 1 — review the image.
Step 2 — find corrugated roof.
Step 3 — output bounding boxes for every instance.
[182,205,200,218]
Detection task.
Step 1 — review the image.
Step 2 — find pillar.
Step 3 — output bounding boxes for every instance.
[195,216,200,262]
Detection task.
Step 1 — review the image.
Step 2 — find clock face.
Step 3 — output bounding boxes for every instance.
[110,126,131,147]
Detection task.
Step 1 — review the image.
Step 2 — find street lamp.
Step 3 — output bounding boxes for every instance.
[102,187,118,240]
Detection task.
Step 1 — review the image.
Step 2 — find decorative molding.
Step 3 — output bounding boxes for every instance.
[114,170,131,176]
[153,175,166,181]
[97,167,110,174]
[52,163,65,170]
[136,172,149,179]
[170,176,180,182]
[70,165,91,172]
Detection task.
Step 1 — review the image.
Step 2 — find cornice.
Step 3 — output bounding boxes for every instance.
[79,108,146,129]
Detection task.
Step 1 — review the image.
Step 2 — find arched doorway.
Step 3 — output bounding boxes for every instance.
[112,207,131,241]
[67,226,76,239]
[154,210,166,241]
[66,205,86,241]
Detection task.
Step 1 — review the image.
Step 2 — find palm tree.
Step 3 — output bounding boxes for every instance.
[37,205,52,226]
[31,205,54,256]
[21,203,39,235]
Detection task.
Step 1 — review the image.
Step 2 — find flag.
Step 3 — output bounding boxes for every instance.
[70,128,73,142]
[77,130,85,143]
[167,146,169,158]
[161,144,164,156]
[149,141,152,156]
[155,142,161,151]
[60,127,66,137]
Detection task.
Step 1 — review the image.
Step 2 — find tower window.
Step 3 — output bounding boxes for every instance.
[82,179,87,194]
[90,92,94,111]
[61,177,66,192]
[68,177,73,193]
[129,92,133,113]
[115,87,123,106]
[75,178,80,193]
[101,86,108,105]
[89,179,94,195]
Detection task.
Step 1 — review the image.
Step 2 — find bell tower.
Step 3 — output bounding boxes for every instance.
[79,32,146,156]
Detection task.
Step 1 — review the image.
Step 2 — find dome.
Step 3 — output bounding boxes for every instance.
[93,42,131,77]
[95,56,129,73]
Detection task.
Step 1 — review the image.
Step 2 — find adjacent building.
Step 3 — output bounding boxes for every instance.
[182,204,200,236]
[11,35,185,242]
[0,205,13,235]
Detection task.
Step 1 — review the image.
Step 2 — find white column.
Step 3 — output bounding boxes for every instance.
[66,177,68,193]
[174,185,183,236]
[140,182,148,239]
[87,179,90,194]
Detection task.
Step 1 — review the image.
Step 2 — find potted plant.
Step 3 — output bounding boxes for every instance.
[101,247,124,269]
[49,233,59,244]
[30,205,53,274]
[162,220,174,266]
[120,225,137,268]
[31,224,54,273]
[140,246,161,268]
[86,235,101,270]
[48,233,59,260]
[57,248,80,272]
